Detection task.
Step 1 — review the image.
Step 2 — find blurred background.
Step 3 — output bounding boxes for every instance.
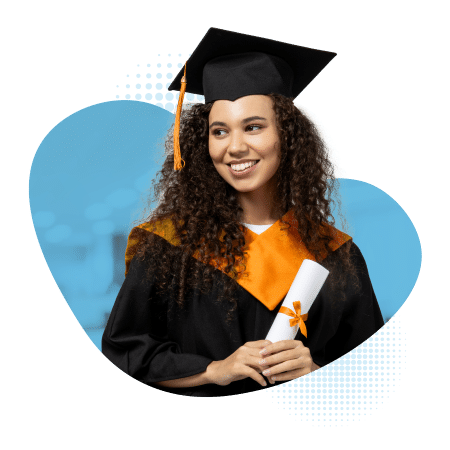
[29,100,421,350]
[29,101,172,348]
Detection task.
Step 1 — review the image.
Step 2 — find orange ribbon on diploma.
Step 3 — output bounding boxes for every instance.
[279,301,309,338]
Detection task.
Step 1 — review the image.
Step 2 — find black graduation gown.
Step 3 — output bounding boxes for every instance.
[101,233,384,397]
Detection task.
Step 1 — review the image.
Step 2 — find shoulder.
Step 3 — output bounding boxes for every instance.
[125,215,180,276]
[325,223,352,253]
[332,241,377,312]
[346,241,370,275]
[129,215,180,245]
[330,240,370,277]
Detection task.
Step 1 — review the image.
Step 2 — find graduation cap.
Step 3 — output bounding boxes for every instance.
[169,27,336,170]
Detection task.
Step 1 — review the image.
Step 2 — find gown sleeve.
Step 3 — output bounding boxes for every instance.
[101,250,213,385]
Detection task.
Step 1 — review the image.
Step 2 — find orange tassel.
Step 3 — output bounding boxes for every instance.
[173,63,187,170]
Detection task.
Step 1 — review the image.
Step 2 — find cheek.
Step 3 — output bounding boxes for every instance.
[251,131,280,154]
[258,139,281,161]
[208,139,220,163]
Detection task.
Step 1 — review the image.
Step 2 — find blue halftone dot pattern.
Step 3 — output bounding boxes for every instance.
[185,94,204,101]
[115,55,207,110]
[136,74,140,78]
[270,315,404,422]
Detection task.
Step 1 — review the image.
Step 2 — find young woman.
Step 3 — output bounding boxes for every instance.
[102,28,384,397]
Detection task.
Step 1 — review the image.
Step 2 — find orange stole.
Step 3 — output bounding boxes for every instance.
[124,211,351,311]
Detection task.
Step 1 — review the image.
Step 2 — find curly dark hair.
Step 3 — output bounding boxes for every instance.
[135,93,355,318]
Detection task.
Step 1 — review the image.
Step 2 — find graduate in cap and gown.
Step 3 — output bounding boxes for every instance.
[102,28,384,397]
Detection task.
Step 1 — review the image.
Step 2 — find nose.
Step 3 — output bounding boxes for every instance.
[227,130,248,156]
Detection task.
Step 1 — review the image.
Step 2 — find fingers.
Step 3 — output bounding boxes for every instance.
[241,366,268,387]
[244,340,272,349]
[230,346,276,385]
[256,341,315,385]
[241,353,273,373]
[259,346,309,367]
[259,339,303,356]
[220,340,297,388]
[262,358,308,379]
[266,366,312,382]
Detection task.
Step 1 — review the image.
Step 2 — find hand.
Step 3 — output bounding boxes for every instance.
[206,340,272,387]
[258,340,320,384]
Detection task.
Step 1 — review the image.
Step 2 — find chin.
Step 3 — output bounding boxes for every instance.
[229,181,262,193]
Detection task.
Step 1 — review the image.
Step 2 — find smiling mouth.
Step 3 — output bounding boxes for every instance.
[228,160,259,172]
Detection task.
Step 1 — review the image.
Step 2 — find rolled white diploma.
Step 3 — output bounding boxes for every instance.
[265,259,329,342]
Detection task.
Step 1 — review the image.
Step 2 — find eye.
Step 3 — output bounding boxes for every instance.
[212,128,227,137]
[246,124,263,132]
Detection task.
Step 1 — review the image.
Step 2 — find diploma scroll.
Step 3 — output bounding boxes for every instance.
[265,259,329,342]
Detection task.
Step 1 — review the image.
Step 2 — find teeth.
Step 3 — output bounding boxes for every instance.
[231,161,257,172]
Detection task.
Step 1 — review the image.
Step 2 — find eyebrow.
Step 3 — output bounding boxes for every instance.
[209,116,267,129]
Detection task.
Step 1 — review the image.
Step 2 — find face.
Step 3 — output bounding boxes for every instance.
[208,95,281,195]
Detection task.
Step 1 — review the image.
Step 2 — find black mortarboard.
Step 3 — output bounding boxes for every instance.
[168,27,336,103]
[170,28,336,170]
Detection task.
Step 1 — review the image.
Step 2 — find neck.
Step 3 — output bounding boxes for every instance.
[238,183,283,225]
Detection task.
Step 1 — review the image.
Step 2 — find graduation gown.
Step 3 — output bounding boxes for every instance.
[102,211,384,397]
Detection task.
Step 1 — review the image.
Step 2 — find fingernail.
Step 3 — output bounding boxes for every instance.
[262,369,271,376]
[259,348,267,355]
[258,359,267,365]
[262,381,267,387]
